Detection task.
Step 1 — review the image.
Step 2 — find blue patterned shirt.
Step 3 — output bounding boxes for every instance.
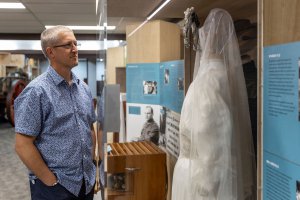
[15,66,96,196]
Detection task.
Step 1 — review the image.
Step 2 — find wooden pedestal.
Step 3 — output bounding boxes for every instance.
[105,141,166,200]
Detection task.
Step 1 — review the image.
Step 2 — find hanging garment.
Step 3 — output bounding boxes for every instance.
[172,8,256,200]
[172,59,232,200]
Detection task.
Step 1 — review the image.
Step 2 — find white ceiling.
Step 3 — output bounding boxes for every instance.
[0,0,98,34]
[0,0,257,35]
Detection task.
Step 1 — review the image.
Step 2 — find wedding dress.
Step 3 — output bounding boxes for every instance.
[172,8,256,200]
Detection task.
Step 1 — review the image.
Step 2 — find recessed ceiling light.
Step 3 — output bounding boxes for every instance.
[0,2,25,9]
[128,0,171,37]
[96,0,99,14]
[45,25,116,31]
[127,20,148,37]
[147,0,171,20]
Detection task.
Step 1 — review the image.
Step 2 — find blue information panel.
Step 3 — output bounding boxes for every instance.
[263,42,300,200]
[126,60,184,155]
[126,63,161,105]
[126,60,184,112]
[159,60,184,113]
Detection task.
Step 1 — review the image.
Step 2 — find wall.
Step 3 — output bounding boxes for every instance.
[96,60,105,81]
[126,20,180,64]
[87,58,97,98]
[263,0,300,46]
[260,0,300,199]
[106,46,126,84]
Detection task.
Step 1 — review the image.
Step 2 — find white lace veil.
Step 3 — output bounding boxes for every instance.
[188,8,256,199]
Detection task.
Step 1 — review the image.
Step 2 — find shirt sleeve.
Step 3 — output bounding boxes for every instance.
[88,90,96,125]
[14,86,42,136]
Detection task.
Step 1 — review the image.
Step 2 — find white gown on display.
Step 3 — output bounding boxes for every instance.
[172,8,256,200]
[172,59,233,200]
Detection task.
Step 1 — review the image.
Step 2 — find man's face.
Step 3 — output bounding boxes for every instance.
[145,108,153,121]
[147,84,153,93]
[51,31,79,69]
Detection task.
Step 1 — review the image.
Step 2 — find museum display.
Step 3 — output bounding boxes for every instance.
[172,8,256,200]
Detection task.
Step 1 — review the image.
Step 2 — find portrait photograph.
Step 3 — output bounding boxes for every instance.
[143,80,157,95]
[177,77,184,91]
[164,69,170,84]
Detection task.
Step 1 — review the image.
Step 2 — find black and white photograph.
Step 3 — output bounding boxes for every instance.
[177,77,184,91]
[164,69,170,84]
[126,103,161,146]
[139,105,160,145]
[297,180,300,200]
[159,106,167,148]
[143,80,157,95]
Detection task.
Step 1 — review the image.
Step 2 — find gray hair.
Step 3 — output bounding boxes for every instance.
[40,25,73,58]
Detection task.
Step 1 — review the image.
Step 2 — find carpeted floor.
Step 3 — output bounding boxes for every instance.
[0,122,30,200]
[0,122,102,200]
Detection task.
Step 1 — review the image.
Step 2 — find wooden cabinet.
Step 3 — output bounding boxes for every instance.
[24,65,39,79]
[105,141,166,200]
[6,66,18,76]
[0,65,5,77]
[126,20,181,64]
[10,54,25,68]
[0,65,18,77]
[25,58,40,79]
[107,46,126,84]
[0,54,25,77]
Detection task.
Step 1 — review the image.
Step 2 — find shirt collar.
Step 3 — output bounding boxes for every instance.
[47,66,80,86]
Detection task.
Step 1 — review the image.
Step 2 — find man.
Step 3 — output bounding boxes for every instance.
[140,106,159,145]
[14,25,96,200]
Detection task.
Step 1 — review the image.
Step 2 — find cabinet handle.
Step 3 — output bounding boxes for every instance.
[125,167,140,172]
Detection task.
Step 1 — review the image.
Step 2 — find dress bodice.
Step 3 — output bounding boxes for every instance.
[178,59,231,158]
[173,58,234,200]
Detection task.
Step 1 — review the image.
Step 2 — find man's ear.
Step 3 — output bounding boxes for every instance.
[46,47,54,59]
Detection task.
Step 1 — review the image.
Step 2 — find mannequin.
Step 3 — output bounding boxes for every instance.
[172,8,256,200]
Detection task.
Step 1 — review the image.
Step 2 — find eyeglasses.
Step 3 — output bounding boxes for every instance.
[53,41,81,49]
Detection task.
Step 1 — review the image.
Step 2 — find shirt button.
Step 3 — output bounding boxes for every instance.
[82,138,85,142]
[84,155,87,159]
